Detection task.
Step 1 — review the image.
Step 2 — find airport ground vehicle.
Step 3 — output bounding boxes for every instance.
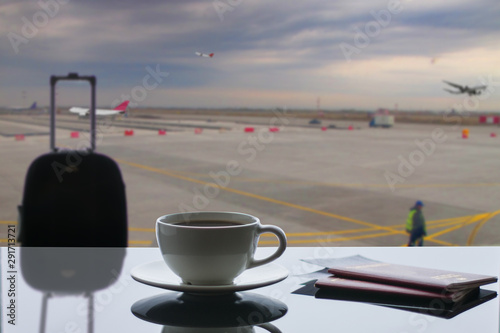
[370,115,394,128]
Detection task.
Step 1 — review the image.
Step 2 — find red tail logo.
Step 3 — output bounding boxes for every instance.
[114,100,130,111]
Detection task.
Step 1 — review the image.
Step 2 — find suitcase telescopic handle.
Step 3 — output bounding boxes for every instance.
[50,73,96,152]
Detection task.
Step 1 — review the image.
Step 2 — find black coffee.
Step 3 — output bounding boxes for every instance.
[174,220,243,227]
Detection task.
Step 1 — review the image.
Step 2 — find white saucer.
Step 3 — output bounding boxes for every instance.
[131,261,288,293]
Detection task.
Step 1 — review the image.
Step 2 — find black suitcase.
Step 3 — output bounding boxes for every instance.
[18,73,128,247]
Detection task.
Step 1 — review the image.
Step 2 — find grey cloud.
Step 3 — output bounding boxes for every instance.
[1,0,500,108]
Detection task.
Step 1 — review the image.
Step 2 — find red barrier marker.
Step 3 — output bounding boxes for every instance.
[348,125,354,130]
[194,128,203,134]
[158,129,166,135]
[269,127,279,132]
[124,130,134,136]
[15,134,25,141]
[321,127,327,131]
[70,131,79,138]
[244,127,255,133]
[491,133,497,138]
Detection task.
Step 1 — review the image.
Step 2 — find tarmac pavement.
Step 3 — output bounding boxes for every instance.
[1,114,499,247]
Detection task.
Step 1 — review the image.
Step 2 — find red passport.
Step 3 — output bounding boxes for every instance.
[314,276,478,302]
[325,255,497,292]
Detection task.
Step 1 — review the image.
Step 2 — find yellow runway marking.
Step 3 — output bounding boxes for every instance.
[260,227,375,238]
[128,226,402,245]
[0,221,17,225]
[467,210,500,246]
[2,210,494,246]
[426,214,485,241]
[395,212,494,246]
[131,226,380,238]
[426,216,473,224]
[116,159,500,246]
[115,159,403,235]
[260,231,399,245]
[123,218,457,247]
[389,213,486,231]
[129,240,153,245]
[127,226,422,245]
[7,157,491,246]
[112,165,500,190]
[388,215,472,229]
[150,173,500,189]
[419,238,456,246]
[427,220,471,230]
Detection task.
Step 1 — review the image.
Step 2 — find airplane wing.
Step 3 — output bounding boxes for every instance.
[443,81,463,89]
[95,109,122,116]
[470,85,487,90]
[443,89,462,94]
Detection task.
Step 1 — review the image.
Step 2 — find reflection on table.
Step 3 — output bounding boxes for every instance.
[132,291,287,332]
[2,247,499,333]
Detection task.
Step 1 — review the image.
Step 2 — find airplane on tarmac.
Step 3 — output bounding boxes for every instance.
[6,102,47,114]
[195,52,214,58]
[69,100,130,117]
[443,81,487,96]
[8,102,38,111]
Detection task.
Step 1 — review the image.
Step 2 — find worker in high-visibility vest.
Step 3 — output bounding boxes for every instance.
[406,201,426,246]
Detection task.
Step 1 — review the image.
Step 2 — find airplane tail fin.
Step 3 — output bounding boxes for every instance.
[30,102,37,109]
[209,53,214,57]
[114,100,130,111]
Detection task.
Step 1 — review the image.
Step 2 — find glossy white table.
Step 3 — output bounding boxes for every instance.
[1,247,499,333]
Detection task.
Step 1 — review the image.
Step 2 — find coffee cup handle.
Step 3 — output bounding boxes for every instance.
[257,323,282,333]
[248,224,287,269]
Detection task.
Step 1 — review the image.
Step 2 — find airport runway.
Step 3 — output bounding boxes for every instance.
[1,113,499,247]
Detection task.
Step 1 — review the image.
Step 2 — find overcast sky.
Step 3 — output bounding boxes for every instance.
[1,0,500,111]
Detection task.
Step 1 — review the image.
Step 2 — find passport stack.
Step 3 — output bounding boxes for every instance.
[313,255,498,318]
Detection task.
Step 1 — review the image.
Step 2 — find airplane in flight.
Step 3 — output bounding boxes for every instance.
[443,81,487,96]
[69,100,130,117]
[195,52,214,58]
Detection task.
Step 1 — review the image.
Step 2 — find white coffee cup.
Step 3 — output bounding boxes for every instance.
[156,211,287,285]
